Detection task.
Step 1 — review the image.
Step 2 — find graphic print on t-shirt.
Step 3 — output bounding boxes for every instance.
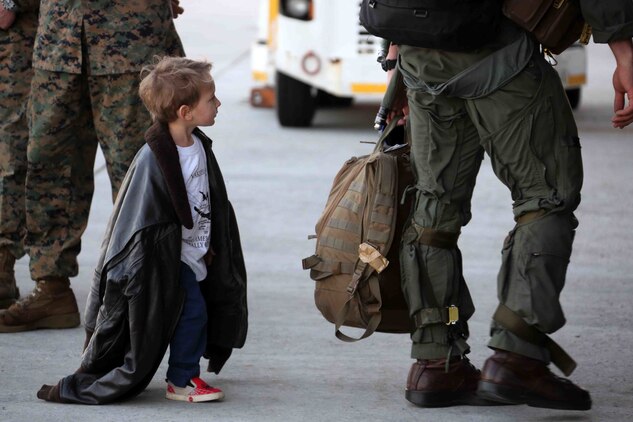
[183,165,211,251]
[178,135,211,281]
[194,191,211,221]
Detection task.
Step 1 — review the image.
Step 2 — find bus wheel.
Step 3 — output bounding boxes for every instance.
[566,88,581,110]
[276,71,316,127]
[316,90,354,108]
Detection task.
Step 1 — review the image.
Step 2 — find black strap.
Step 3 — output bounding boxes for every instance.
[381,58,397,72]
[493,303,577,376]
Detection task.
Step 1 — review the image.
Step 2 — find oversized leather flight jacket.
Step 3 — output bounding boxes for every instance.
[54,122,248,404]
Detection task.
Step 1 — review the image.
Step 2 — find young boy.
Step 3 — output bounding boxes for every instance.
[36,57,248,404]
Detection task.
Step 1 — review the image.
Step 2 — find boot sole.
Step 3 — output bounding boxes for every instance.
[478,380,591,411]
[166,391,225,402]
[405,389,505,407]
[0,312,80,333]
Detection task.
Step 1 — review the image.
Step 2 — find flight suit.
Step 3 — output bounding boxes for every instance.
[399,1,633,364]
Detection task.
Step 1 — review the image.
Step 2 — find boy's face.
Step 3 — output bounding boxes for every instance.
[190,80,221,127]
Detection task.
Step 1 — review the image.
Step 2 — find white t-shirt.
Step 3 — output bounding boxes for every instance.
[176,134,211,281]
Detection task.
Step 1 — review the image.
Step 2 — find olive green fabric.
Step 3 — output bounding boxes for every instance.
[398,41,582,362]
[398,21,532,99]
[579,0,633,43]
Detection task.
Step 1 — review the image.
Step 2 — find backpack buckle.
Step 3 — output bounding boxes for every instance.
[359,242,389,273]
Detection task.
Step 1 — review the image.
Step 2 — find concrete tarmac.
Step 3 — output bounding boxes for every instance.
[1,3,633,421]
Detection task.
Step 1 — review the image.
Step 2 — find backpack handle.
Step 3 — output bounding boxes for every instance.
[373,116,406,154]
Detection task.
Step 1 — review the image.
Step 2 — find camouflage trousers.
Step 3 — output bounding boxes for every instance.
[26,68,151,280]
[399,45,583,363]
[0,12,38,260]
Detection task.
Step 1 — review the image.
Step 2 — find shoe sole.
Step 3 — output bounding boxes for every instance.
[166,391,225,403]
[405,389,505,407]
[478,380,591,411]
[0,312,80,333]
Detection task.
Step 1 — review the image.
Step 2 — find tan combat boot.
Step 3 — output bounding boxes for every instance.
[0,277,80,333]
[0,248,19,309]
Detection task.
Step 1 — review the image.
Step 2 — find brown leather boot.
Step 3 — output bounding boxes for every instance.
[0,248,19,309]
[0,277,80,333]
[478,349,591,410]
[405,356,494,407]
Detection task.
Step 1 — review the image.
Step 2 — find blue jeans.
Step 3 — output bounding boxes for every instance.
[167,263,208,387]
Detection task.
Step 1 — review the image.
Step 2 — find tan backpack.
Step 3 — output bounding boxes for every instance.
[302,121,414,341]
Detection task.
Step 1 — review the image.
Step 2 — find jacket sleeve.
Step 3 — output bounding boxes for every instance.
[204,201,248,352]
[580,0,633,43]
[84,268,103,336]
[81,269,102,351]
[83,151,140,338]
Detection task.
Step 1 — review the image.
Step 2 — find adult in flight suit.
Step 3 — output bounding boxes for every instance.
[385,0,633,410]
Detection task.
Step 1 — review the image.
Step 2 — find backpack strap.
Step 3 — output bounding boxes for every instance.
[301,255,355,276]
[334,260,383,342]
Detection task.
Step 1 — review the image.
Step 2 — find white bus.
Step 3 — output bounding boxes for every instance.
[251,0,586,127]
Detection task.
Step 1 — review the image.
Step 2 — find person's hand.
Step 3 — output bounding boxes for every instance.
[0,4,16,30]
[386,79,409,126]
[171,0,184,19]
[385,44,409,125]
[609,38,633,129]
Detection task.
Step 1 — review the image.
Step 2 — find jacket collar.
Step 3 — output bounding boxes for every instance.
[144,121,194,229]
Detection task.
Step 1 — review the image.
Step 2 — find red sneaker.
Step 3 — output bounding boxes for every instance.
[166,377,225,403]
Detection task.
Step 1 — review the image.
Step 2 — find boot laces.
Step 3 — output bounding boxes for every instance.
[11,286,44,310]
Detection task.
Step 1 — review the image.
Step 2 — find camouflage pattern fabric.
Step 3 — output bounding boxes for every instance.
[24,0,183,281]
[0,9,37,259]
[33,0,184,75]
[26,70,155,280]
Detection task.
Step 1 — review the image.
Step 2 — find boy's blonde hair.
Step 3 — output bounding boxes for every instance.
[139,56,214,123]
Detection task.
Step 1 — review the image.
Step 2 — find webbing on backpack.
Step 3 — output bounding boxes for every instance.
[306,117,410,341]
[332,151,397,342]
